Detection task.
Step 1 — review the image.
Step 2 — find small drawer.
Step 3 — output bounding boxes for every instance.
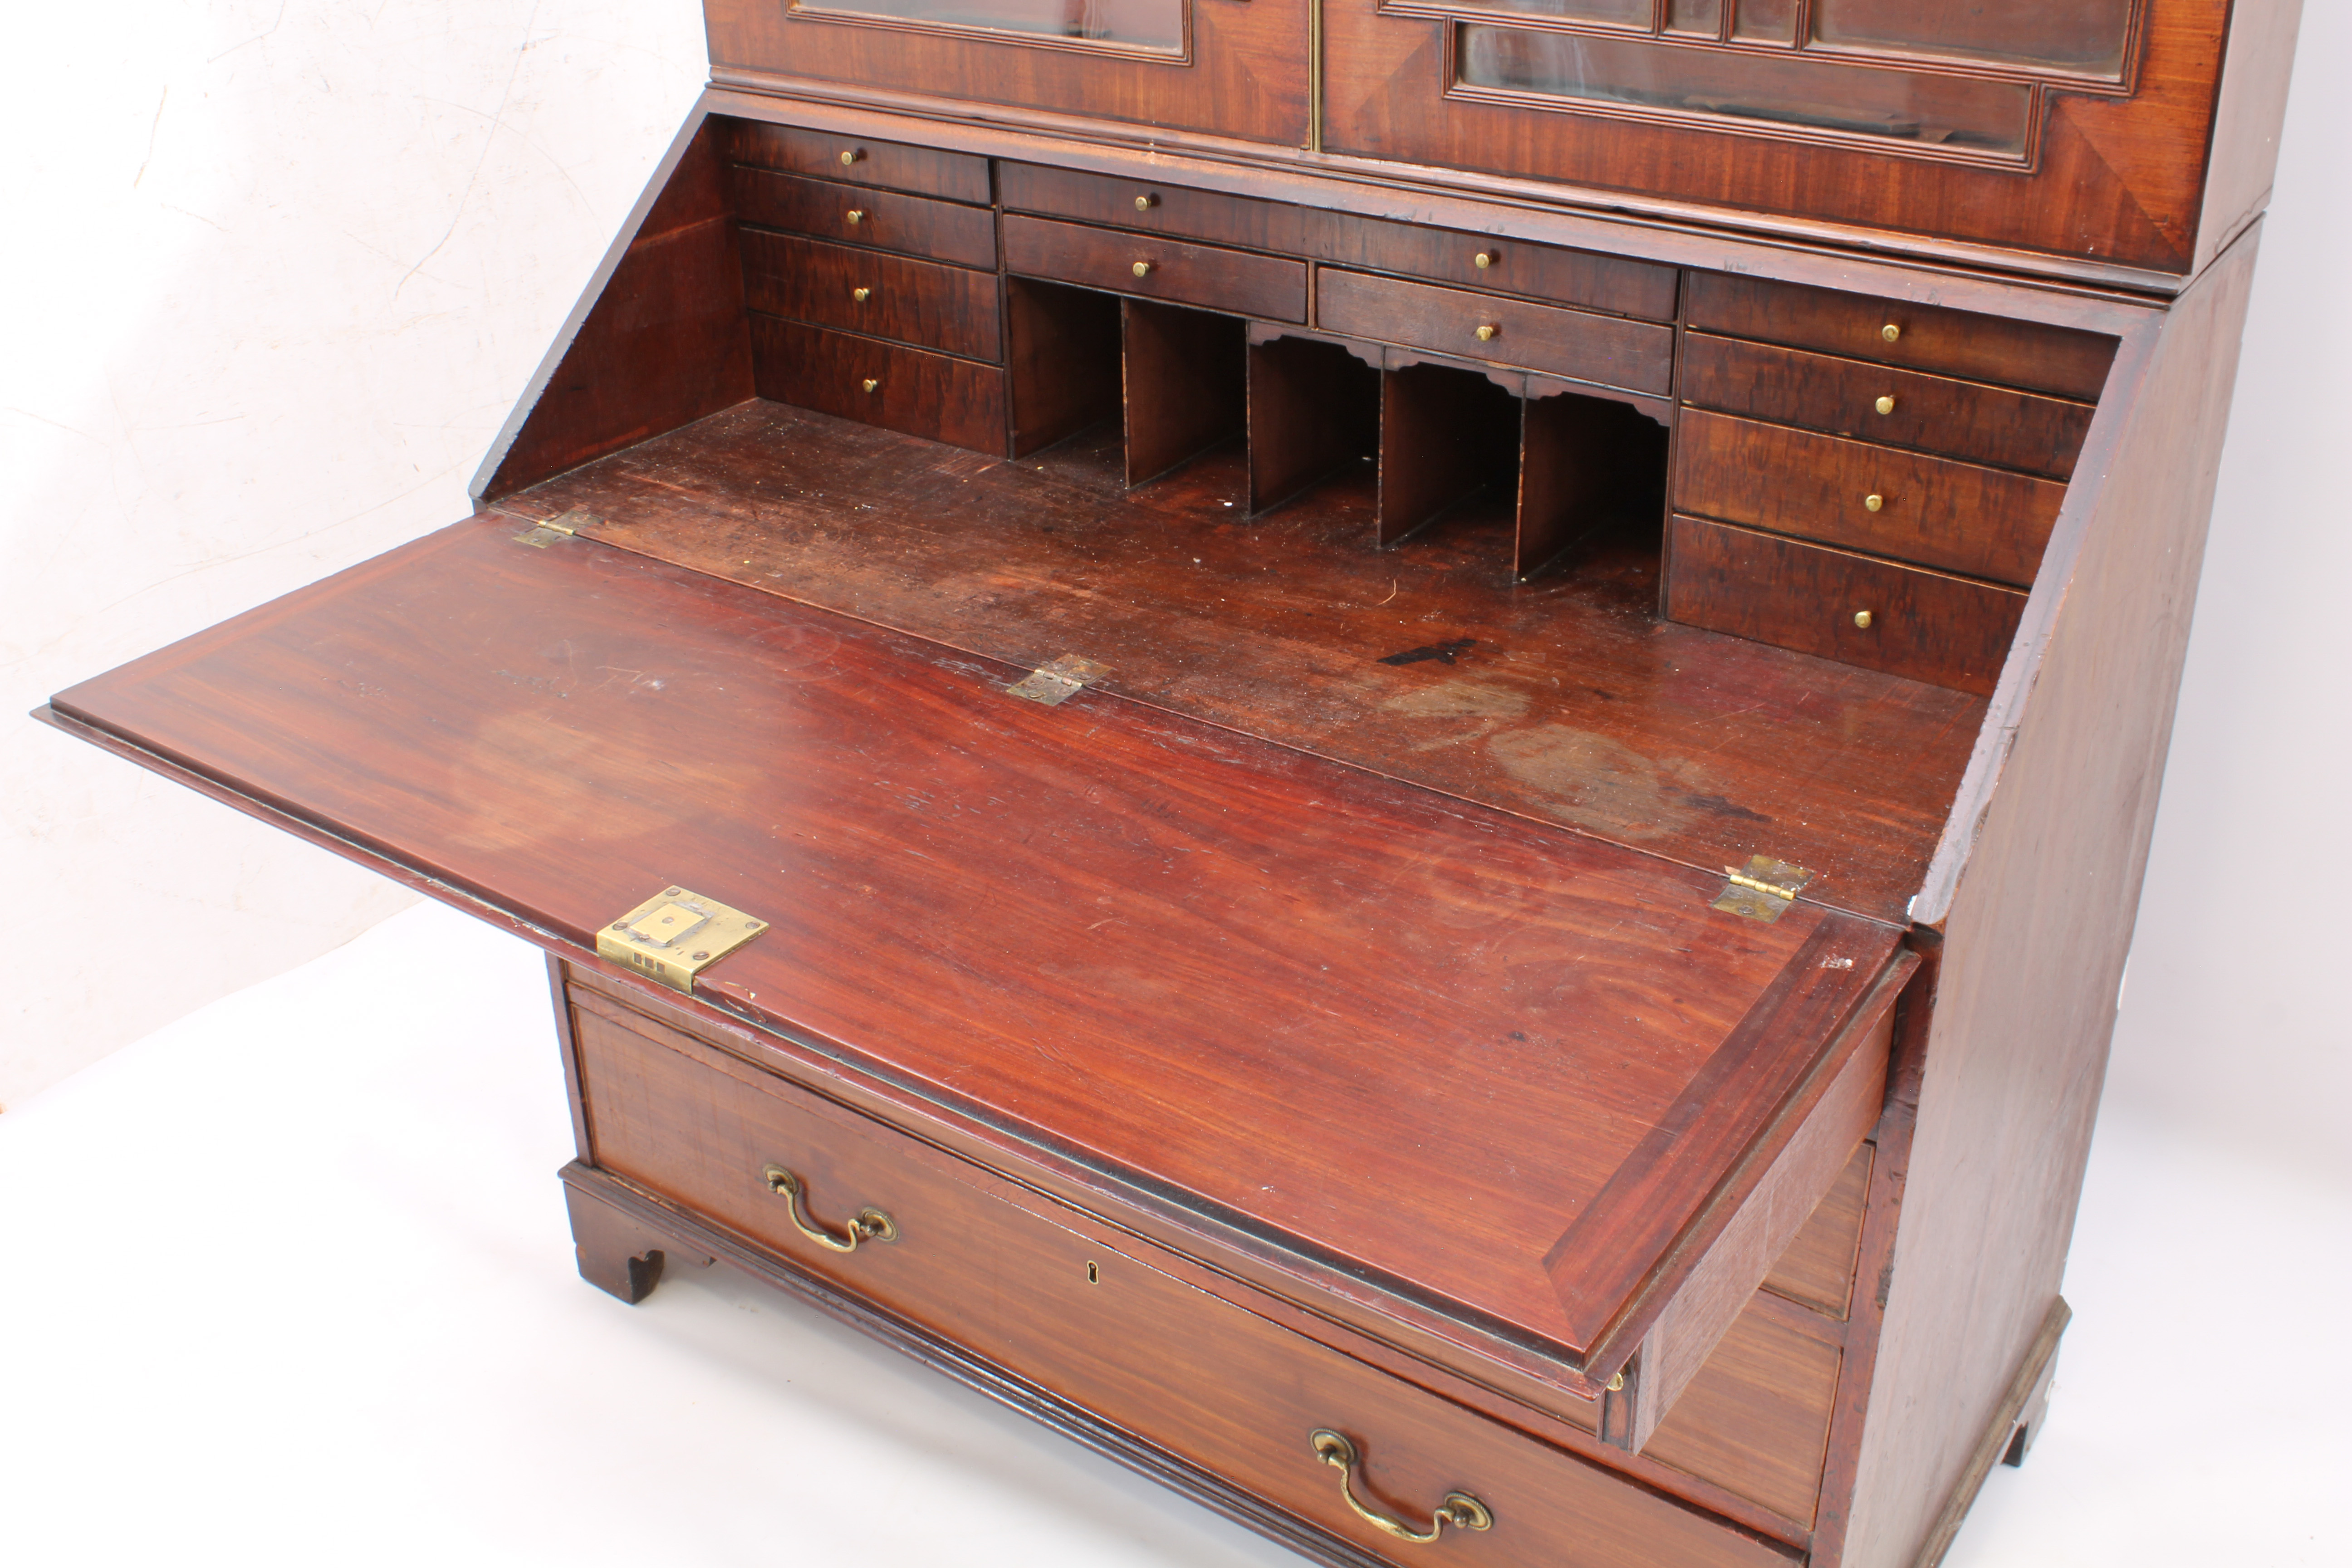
[1673,410,2065,588]
[721,120,991,204]
[1667,515,2027,696]
[1681,335,2094,480]
[1685,273,2117,401]
[1003,214,1308,322]
[568,980,1788,1568]
[1313,212,1679,323]
[731,166,997,269]
[1317,269,1674,394]
[741,230,1002,362]
[1000,162,1310,255]
[750,315,1006,455]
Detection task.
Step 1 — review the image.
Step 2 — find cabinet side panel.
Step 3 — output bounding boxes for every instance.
[1838,228,2264,1568]
[478,118,756,498]
[2193,0,2306,274]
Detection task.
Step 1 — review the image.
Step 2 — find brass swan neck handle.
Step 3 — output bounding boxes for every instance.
[763,1164,897,1253]
[1308,1429,1494,1544]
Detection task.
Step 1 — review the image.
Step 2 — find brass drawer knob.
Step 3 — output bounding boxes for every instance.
[1882,323,1902,343]
[1309,1430,1493,1544]
[764,1164,897,1252]
[839,148,863,167]
[1475,323,1499,342]
[862,377,881,393]
[846,208,866,225]
[853,286,872,303]
[1133,260,1156,278]
[1854,610,1876,629]
[1865,493,1885,512]
[1473,250,1495,269]
[1875,394,1897,415]
[1135,192,1159,211]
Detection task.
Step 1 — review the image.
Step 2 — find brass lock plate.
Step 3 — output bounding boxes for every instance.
[596,886,767,993]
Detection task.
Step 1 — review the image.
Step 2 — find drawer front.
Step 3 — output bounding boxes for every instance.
[1318,269,1674,394]
[1667,515,2027,696]
[731,166,996,269]
[741,230,1002,362]
[1000,163,1310,256]
[750,315,1006,455]
[721,119,991,204]
[1674,410,2064,588]
[1313,213,1679,323]
[1681,335,2094,480]
[569,984,1786,1568]
[1685,273,2116,402]
[1004,215,1308,323]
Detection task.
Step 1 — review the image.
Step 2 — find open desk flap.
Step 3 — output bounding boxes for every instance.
[47,514,1911,1448]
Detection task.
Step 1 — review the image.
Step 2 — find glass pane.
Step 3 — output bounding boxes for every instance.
[1730,0,1796,45]
[1665,0,1722,36]
[796,0,1185,51]
[1812,0,2132,76]
[1446,0,1651,24]
[1458,26,2032,155]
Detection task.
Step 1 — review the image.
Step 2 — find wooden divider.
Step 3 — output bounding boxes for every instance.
[1246,335,1379,516]
[1006,278,1121,458]
[1377,362,1520,547]
[1122,300,1247,486]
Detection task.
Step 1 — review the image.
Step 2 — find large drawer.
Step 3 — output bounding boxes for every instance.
[1685,273,2117,401]
[1674,409,2066,588]
[731,166,997,270]
[1004,214,1308,323]
[1313,212,1679,322]
[741,230,1002,362]
[1667,515,2028,696]
[1680,335,2095,480]
[749,315,1006,454]
[567,978,1792,1568]
[1317,269,1674,393]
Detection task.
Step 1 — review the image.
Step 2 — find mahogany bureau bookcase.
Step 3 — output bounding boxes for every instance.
[40,4,2300,1565]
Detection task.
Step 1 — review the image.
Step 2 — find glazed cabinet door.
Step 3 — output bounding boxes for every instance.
[706,0,1310,147]
[1319,0,2238,275]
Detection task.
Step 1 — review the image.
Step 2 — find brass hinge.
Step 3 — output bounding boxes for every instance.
[1710,855,1817,923]
[596,886,767,993]
[1006,653,1110,707]
[510,507,599,548]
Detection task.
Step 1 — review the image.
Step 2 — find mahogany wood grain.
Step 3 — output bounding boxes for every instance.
[1666,517,2027,697]
[1318,0,2238,275]
[740,229,1003,361]
[749,314,1008,453]
[720,118,991,203]
[49,513,1904,1389]
[1643,1296,1844,1534]
[705,0,1311,149]
[1319,269,1674,393]
[1837,220,2267,1568]
[1312,211,1679,323]
[1001,162,1313,255]
[1122,299,1247,485]
[1377,363,1519,547]
[730,165,997,268]
[1672,411,2067,588]
[1610,964,1901,1450]
[1004,214,1309,323]
[1760,1140,1871,1320]
[1678,337,2095,480]
[1683,275,2119,402]
[1249,335,1381,515]
[480,123,753,498]
[1006,278,1124,457]
[513,401,1986,924]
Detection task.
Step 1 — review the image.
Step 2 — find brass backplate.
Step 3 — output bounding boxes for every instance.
[595,886,767,993]
[1710,856,1817,923]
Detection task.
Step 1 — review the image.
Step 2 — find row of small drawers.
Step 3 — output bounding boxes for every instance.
[568,966,1863,1559]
